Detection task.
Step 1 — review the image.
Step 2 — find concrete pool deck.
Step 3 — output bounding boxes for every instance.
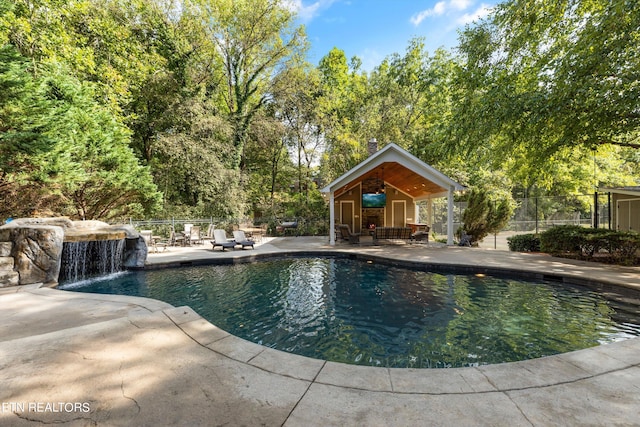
[1,237,640,426]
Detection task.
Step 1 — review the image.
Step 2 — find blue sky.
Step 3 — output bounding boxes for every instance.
[287,0,495,70]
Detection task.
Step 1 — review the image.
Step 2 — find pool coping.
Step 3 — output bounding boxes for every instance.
[4,237,640,425]
[20,281,640,395]
[162,304,640,394]
[139,244,640,394]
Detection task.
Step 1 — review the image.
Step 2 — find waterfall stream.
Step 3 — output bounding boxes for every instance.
[60,239,126,283]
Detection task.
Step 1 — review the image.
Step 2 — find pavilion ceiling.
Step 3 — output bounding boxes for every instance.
[334,162,447,199]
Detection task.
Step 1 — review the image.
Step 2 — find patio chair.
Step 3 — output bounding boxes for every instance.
[140,230,168,253]
[189,225,203,245]
[212,229,236,251]
[169,226,186,246]
[232,230,255,249]
[205,224,215,241]
[337,224,360,244]
[183,223,193,246]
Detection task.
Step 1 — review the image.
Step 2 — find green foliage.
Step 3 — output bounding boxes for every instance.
[2,0,639,223]
[151,100,244,218]
[0,46,161,220]
[461,189,515,245]
[539,225,584,254]
[607,232,640,265]
[453,0,640,165]
[507,234,541,252]
[539,226,639,265]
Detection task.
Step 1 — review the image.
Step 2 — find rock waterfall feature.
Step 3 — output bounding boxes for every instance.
[0,218,148,287]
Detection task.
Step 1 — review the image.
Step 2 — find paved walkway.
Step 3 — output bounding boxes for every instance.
[1,237,640,426]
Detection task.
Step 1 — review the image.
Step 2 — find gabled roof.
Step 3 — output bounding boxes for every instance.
[600,186,640,197]
[321,143,464,200]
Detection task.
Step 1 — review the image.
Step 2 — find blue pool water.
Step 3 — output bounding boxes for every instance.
[59,257,640,368]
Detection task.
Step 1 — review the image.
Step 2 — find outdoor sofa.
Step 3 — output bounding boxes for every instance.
[373,227,413,244]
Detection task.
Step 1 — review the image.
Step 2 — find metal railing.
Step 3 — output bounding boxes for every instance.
[427,193,612,240]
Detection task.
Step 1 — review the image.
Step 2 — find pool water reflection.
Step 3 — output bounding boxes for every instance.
[59,257,640,368]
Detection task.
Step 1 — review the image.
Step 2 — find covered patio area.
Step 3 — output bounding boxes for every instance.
[321,141,464,245]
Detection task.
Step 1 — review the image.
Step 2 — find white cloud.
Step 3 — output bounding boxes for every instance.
[410,0,478,26]
[410,1,446,26]
[284,0,337,23]
[456,4,493,25]
[450,0,473,10]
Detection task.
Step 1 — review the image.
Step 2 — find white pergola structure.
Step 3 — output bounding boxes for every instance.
[321,143,465,245]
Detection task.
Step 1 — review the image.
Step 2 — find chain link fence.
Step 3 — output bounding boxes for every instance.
[126,216,330,238]
[125,193,611,246]
[426,193,611,243]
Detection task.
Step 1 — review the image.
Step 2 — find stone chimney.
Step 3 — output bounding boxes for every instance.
[367,138,378,156]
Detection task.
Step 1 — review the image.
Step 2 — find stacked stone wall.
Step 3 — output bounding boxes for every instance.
[0,240,19,287]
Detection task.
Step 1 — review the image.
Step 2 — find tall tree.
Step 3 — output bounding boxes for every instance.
[188,0,306,170]
[244,108,291,216]
[366,40,457,166]
[0,47,161,220]
[316,47,368,180]
[272,64,322,204]
[453,0,640,165]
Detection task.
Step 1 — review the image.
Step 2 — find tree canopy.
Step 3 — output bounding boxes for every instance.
[453,0,640,157]
[0,0,638,222]
[0,44,161,219]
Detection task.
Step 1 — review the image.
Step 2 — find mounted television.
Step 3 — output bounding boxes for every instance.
[362,193,386,208]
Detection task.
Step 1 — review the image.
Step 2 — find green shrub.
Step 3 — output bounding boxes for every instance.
[607,232,640,265]
[539,225,639,265]
[580,229,616,257]
[461,188,514,246]
[507,234,541,252]
[539,225,584,255]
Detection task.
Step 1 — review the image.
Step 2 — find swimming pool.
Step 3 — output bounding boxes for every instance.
[59,256,640,368]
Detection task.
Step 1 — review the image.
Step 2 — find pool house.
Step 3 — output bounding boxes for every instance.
[322,140,464,245]
[600,186,640,232]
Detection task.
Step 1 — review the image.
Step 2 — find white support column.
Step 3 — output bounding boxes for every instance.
[427,198,433,225]
[447,186,454,245]
[329,191,336,245]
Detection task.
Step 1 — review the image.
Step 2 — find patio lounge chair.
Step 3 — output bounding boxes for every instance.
[205,224,215,241]
[212,229,236,251]
[337,224,360,244]
[232,230,255,249]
